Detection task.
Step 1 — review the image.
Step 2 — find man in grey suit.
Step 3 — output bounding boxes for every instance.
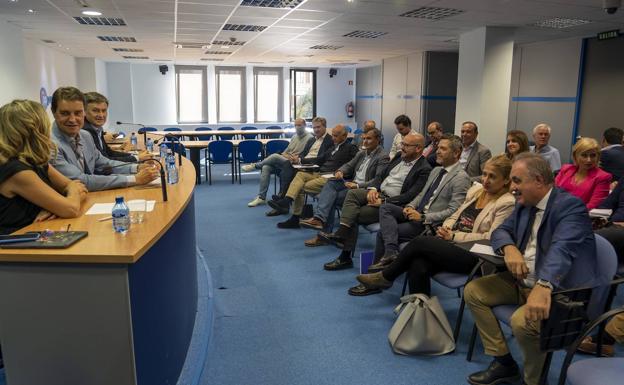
[460,121,492,182]
[299,128,389,242]
[370,134,471,268]
[49,87,159,192]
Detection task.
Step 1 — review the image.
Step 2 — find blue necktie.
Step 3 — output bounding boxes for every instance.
[417,169,447,213]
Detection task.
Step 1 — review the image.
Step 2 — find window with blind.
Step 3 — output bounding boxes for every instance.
[216,66,246,123]
[254,68,283,122]
[290,69,316,121]
[175,66,207,123]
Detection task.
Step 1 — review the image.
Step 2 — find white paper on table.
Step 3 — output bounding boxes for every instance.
[321,174,336,179]
[293,164,319,169]
[86,199,156,215]
[589,209,612,218]
[148,177,162,186]
[469,243,498,256]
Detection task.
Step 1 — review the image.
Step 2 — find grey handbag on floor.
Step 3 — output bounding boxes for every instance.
[388,293,456,355]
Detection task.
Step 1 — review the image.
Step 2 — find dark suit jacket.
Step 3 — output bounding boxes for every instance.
[372,155,432,207]
[492,188,600,290]
[82,121,137,163]
[338,146,389,189]
[600,145,624,181]
[598,176,624,222]
[313,141,359,174]
[300,134,333,164]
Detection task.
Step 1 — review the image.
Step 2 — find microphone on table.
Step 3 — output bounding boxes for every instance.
[104,159,168,202]
[116,121,145,127]
[149,133,183,167]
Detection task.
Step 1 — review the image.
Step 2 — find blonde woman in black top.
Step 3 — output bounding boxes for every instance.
[0,99,87,234]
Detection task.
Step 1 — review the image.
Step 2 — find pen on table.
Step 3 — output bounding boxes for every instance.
[98,216,113,222]
[66,224,71,232]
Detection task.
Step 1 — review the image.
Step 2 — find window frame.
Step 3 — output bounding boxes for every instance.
[216,66,247,123]
[253,67,283,123]
[175,65,207,124]
[289,68,317,122]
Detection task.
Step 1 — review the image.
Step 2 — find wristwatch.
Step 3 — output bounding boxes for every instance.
[536,279,554,291]
[420,213,426,222]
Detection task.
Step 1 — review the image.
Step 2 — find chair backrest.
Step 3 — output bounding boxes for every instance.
[116,131,126,138]
[265,125,282,139]
[217,126,235,140]
[194,126,213,141]
[138,127,157,133]
[265,139,289,156]
[164,127,181,132]
[238,140,263,163]
[588,234,619,319]
[241,126,258,140]
[208,140,233,162]
[344,125,352,133]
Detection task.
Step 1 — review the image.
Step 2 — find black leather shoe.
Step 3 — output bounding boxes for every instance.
[265,209,281,217]
[318,231,345,249]
[277,216,300,229]
[467,360,520,385]
[323,257,353,271]
[268,198,290,215]
[367,251,399,272]
[348,283,382,296]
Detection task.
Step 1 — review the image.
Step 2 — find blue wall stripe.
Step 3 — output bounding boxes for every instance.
[571,38,587,151]
[356,95,382,99]
[511,96,577,103]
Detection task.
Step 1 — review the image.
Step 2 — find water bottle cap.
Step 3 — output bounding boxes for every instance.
[115,196,124,203]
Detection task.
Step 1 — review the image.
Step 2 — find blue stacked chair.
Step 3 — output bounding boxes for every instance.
[265,125,282,139]
[207,141,235,184]
[217,127,236,140]
[241,126,258,140]
[237,140,263,184]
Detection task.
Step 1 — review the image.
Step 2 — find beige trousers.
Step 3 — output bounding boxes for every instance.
[285,171,328,215]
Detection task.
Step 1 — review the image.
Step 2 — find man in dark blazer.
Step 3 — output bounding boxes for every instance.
[268,125,358,228]
[600,126,624,181]
[370,134,471,269]
[460,121,492,182]
[300,128,389,244]
[318,133,432,270]
[82,92,150,163]
[464,152,602,385]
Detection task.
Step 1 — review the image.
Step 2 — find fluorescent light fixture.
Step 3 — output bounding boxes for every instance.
[81,7,103,16]
[221,45,229,49]
[27,8,35,13]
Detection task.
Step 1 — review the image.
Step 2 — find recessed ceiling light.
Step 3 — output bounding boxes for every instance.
[27,9,35,14]
[81,7,103,16]
[221,45,229,49]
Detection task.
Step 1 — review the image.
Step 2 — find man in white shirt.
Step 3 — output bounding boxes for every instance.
[388,115,417,159]
[530,123,561,173]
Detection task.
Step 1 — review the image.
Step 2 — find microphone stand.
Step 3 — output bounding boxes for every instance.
[160,134,183,167]
[138,159,168,202]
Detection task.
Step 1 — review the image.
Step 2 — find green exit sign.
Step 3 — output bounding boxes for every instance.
[598,30,620,40]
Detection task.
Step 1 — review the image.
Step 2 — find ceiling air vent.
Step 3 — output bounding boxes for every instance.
[528,17,591,29]
[309,44,342,50]
[399,7,464,20]
[223,24,267,32]
[122,56,149,59]
[212,40,245,46]
[113,48,143,52]
[74,17,126,26]
[248,61,265,64]
[204,51,231,55]
[241,0,304,8]
[98,36,136,42]
[200,58,224,61]
[174,42,210,49]
[343,30,387,38]
[41,39,56,44]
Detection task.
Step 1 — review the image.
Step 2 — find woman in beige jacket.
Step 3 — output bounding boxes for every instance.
[355,155,515,296]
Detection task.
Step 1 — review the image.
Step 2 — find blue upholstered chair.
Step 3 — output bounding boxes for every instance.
[207,140,235,184]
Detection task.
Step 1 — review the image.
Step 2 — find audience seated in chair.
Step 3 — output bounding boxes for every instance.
[594,176,624,267]
[505,130,530,161]
[354,155,515,297]
[0,99,88,234]
[530,123,562,173]
[243,118,313,207]
[555,137,611,210]
[460,121,492,183]
[317,133,431,271]
[49,87,160,192]
[599,126,624,181]
[578,312,624,357]
[268,124,358,229]
[464,152,601,385]
[423,121,443,167]
[299,128,388,246]
[388,114,418,159]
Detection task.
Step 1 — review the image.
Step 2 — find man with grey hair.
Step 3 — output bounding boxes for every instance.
[244,118,314,207]
[362,120,376,133]
[465,152,600,385]
[300,128,389,245]
[530,123,561,172]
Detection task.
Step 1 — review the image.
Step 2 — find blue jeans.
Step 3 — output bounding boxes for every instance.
[256,154,294,200]
[314,179,349,231]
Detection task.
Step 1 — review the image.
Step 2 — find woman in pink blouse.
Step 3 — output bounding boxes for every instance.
[555,137,612,210]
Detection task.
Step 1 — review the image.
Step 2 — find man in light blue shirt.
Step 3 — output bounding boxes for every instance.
[529,123,561,172]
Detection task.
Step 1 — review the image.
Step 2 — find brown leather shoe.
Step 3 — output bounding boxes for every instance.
[356,272,393,290]
[300,217,324,230]
[577,336,615,357]
[304,236,328,247]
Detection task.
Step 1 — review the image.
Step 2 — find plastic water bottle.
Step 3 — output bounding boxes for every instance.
[146,137,154,152]
[130,132,138,149]
[166,149,178,184]
[159,143,168,158]
[112,196,130,234]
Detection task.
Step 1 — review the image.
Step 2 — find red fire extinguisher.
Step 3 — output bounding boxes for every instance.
[346,102,354,118]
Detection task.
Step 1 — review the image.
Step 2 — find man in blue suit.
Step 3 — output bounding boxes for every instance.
[464,152,599,385]
[600,126,624,181]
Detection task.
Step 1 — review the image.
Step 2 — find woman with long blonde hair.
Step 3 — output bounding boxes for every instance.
[0,99,87,234]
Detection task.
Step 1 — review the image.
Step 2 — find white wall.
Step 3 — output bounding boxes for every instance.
[0,19,28,105]
[355,65,382,129]
[316,67,356,128]
[131,64,177,125]
[106,63,134,128]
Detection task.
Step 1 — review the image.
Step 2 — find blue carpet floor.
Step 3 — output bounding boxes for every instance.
[194,166,600,385]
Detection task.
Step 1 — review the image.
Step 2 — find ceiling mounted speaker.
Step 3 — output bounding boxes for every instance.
[329,68,338,78]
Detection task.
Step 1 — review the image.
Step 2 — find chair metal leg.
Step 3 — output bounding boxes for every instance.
[538,352,553,385]
[238,160,242,185]
[467,325,478,361]
[453,297,466,341]
[208,161,212,185]
[401,273,408,296]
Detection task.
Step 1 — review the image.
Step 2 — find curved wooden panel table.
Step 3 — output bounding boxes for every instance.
[0,157,198,385]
